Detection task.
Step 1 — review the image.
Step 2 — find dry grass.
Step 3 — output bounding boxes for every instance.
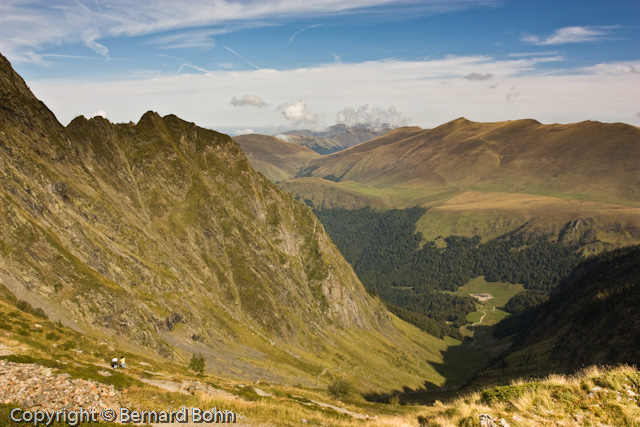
[412,365,640,427]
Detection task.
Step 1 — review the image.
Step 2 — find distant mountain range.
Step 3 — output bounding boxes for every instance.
[275,124,387,155]
[238,117,640,253]
[237,113,640,375]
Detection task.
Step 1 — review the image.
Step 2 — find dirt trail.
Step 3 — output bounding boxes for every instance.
[470,306,496,346]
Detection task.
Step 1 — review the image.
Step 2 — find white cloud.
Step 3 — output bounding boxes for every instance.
[26,57,640,130]
[224,45,262,70]
[91,110,108,119]
[522,26,618,45]
[277,99,319,125]
[230,95,267,108]
[234,128,255,135]
[274,134,292,142]
[336,105,408,129]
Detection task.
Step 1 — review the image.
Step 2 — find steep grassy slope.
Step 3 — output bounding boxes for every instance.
[484,245,640,382]
[233,133,320,182]
[2,284,638,426]
[0,52,453,390]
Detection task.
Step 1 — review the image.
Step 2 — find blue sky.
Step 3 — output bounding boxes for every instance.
[1,0,639,134]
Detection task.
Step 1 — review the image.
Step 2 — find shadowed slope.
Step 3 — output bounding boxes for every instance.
[483,245,640,381]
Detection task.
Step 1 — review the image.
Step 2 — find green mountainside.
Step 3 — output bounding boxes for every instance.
[234,133,320,182]
[0,52,455,391]
[236,100,640,387]
[484,245,640,382]
[298,117,640,206]
[245,118,640,254]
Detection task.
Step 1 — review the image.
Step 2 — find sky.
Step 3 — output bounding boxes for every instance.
[1,0,639,135]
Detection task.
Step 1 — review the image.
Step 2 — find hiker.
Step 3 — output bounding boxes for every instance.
[111,357,118,369]
[120,356,126,369]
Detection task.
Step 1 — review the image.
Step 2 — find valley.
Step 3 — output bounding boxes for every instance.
[232,108,640,422]
[0,47,638,426]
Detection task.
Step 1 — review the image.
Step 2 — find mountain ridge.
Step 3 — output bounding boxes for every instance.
[0,51,449,389]
[299,117,640,205]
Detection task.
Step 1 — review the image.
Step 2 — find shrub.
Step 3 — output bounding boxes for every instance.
[327,376,352,400]
[188,353,205,375]
[389,395,400,406]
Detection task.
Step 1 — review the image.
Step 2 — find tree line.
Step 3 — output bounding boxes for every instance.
[314,206,583,338]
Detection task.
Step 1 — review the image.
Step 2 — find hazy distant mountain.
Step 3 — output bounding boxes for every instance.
[276,124,387,154]
[0,52,447,388]
[281,117,640,252]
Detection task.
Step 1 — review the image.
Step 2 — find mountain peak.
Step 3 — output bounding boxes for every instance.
[0,51,443,389]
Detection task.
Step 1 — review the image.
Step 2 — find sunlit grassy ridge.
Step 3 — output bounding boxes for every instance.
[0,50,467,392]
[415,365,640,427]
[239,118,640,253]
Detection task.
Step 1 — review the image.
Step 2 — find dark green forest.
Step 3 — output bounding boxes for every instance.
[314,207,583,339]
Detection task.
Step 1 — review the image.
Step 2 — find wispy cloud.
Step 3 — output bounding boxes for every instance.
[522,26,618,45]
[42,54,101,60]
[152,29,221,50]
[288,23,323,44]
[224,45,262,70]
[509,51,561,57]
[0,0,497,64]
[506,87,520,103]
[155,54,210,73]
[230,95,267,108]
[82,29,110,59]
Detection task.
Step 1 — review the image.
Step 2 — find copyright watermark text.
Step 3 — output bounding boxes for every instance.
[10,406,236,425]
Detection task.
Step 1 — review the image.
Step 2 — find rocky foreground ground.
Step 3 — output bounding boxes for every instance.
[0,360,125,412]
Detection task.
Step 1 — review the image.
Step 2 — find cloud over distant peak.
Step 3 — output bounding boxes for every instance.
[231,95,267,108]
[234,128,255,135]
[336,105,408,130]
[278,99,319,125]
[464,72,494,81]
[522,26,618,45]
[91,110,108,119]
